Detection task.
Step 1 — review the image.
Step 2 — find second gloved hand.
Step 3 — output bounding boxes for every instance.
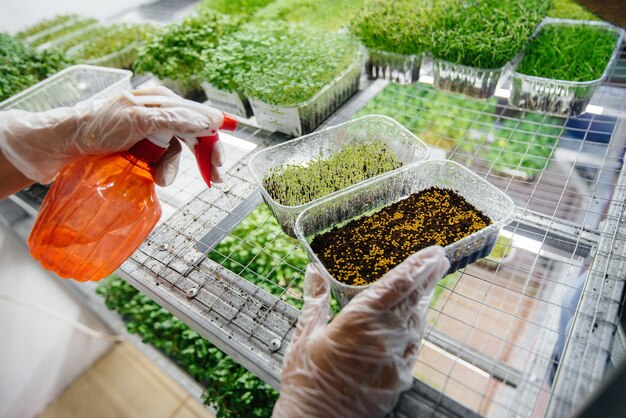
[0,87,221,185]
[273,246,450,418]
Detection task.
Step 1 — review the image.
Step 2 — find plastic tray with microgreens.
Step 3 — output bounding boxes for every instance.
[294,160,515,306]
[249,115,429,237]
[509,18,625,116]
[427,0,547,97]
[350,0,451,83]
[16,14,78,40]
[217,21,360,136]
[253,0,367,32]
[30,17,98,47]
[133,9,241,97]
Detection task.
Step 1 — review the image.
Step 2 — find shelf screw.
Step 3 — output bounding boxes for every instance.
[187,288,198,298]
[269,338,281,352]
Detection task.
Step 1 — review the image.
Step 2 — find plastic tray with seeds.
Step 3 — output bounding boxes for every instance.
[249,115,430,238]
[294,160,515,306]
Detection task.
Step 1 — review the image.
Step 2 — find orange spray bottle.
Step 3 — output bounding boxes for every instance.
[28,94,238,281]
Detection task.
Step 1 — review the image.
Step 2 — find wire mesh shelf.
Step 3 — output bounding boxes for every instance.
[117,52,626,415]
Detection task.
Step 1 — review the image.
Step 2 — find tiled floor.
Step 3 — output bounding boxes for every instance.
[39,342,215,418]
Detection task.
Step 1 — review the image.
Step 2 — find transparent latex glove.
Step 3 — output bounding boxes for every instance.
[0,86,223,186]
[273,246,450,418]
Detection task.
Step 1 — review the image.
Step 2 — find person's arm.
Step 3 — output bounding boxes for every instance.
[0,87,226,201]
[0,149,34,199]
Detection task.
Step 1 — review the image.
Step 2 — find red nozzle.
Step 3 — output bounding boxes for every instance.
[195,114,237,188]
[196,135,219,188]
[220,113,238,131]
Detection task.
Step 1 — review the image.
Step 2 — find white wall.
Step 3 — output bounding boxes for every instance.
[0,0,149,34]
[0,224,113,418]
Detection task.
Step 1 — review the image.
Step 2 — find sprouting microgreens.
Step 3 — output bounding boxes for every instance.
[29,17,98,47]
[516,24,618,81]
[51,25,108,52]
[17,14,78,40]
[203,21,358,104]
[197,0,275,17]
[263,141,402,207]
[133,9,240,84]
[350,0,454,55]
[97,276,278,417]
[428,0,549,68]
[69,23,157,61]
[0,33,75,101]
[547,0,600,20]
[253,0,368,32]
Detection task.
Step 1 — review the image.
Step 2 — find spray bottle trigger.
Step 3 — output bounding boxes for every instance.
[195,135,219,188]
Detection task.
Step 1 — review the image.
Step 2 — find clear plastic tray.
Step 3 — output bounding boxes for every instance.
[24,15,82,45]
[33,20,99,50]
[0,65,132,112]
[509,18,625,116]
[201,82,253,118]
[80,43,138,69]
[432,57,507,99]
[365,49,421,84]
[249,61,361,137]
[294,160,515,306]
[249,115,430,238]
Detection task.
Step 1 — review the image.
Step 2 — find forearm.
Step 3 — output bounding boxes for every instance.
[0,148,34,199]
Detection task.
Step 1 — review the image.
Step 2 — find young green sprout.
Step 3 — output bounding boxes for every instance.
[263,141,403,206]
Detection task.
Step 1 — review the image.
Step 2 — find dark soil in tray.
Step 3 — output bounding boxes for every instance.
[310,187,491,286]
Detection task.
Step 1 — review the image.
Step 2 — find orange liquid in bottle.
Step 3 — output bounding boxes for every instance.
[28,149,162,281]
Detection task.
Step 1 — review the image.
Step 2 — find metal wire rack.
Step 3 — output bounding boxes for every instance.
[114,46,626,417]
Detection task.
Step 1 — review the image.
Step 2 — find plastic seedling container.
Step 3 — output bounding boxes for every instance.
[294,160,515,306]
[34,21,100,51]
[365,49,421,84]
[0,65,132,112]
[201,82,253,119]
[249,115,430,237]
[509,18,625,117]
[249,61,361,137]
[24,15,82,45]
[84,43,139,69]
[432,57,510,99]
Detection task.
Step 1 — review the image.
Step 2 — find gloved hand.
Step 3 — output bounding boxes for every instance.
[0,86,225,186]
[273,246,450,418]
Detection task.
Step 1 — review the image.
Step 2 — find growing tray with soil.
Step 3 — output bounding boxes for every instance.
[294,160,515,306]
[310,187,492,286]
[249,115,429,237]
[509,18,624,116]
